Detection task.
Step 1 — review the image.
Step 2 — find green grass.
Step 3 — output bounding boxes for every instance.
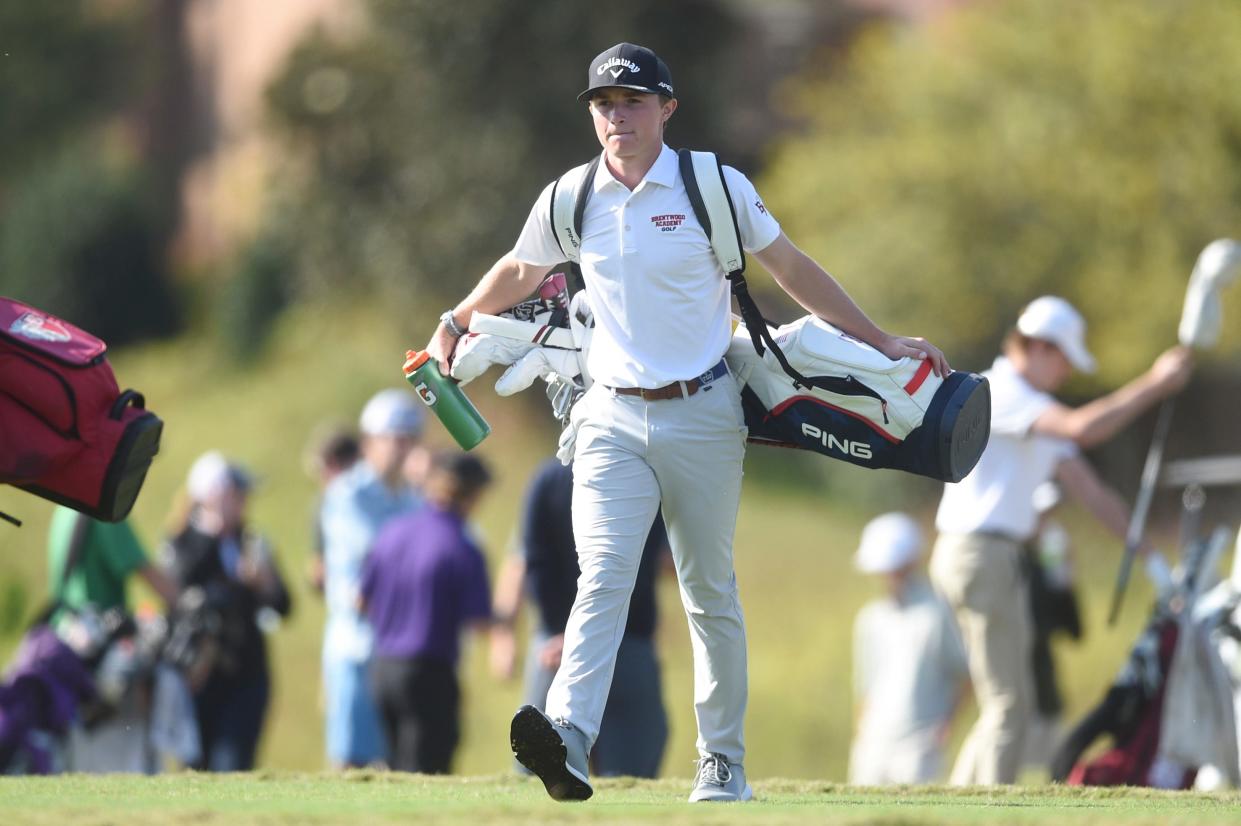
[0,301,1173,780]
[1,774,1239,825]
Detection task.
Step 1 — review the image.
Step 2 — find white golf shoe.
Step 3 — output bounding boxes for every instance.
[688,753,753,802]
[510,705,593,802]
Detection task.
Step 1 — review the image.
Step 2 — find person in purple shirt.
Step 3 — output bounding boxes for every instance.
[358,451,494,773]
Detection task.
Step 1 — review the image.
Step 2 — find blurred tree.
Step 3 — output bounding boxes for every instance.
[0,3,136,192]
[261,0,755,312]
[0,141,180,346]
[0,1,187,345]
[762,0,1241,386]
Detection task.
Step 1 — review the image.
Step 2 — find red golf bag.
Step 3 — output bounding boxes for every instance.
[0,297,162,522]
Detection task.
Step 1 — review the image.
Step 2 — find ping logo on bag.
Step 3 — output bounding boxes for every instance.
[801,423,874,461]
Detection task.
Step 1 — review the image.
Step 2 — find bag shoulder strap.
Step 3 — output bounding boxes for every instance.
[550,156,601,296]
[678,149,746,278]
[676,149,825,392]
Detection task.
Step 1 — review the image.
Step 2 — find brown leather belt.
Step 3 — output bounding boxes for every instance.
[609,359,728,401]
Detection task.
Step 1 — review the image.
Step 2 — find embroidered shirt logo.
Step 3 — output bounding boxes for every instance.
[755,199,767,215]
[650,213,685,232]
[597,57,639,77]
[9,312,71,343]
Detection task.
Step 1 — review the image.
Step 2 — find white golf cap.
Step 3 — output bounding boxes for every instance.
[1016,296,1096,374]
[186,450,254,502]
[359,388,423,437]
[855,512,925,574]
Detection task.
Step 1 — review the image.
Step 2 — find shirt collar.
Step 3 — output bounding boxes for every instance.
[592,144,677,193]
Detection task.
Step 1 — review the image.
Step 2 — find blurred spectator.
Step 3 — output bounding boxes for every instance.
[303,424,361,594]
[45,507,177,773]
[319,389,423,768]
[932,297,1191,784]
[490,458,670,778]
[359,451,494,773]
[849,513,969,786]
[1020,482,1083,774]
[161,451,291,771]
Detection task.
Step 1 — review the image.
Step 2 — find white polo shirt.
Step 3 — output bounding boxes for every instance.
[511,144,781,389]
[935,356,1077,541]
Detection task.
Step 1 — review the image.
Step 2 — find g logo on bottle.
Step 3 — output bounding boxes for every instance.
[414,382,437,407]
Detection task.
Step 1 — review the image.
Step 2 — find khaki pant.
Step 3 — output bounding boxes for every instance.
[930,532,1033,785]
[546,375,749,762]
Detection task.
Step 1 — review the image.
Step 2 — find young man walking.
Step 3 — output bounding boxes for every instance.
[424,42,946,802]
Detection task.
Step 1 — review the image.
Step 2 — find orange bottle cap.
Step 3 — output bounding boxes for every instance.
[403,350,431,376]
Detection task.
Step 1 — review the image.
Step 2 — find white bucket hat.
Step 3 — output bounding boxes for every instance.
[855,512,925,574]
[1016,296,1096,374]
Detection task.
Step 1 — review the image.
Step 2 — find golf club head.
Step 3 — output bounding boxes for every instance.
[1179,238,1241,349]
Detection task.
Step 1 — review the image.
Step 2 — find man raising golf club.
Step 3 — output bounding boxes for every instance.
[424,42,947,802]
[931,296,1192,785]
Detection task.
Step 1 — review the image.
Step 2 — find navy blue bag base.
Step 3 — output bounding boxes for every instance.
[741,371,990,483]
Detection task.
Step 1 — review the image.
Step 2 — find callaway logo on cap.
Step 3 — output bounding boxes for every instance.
[578,43,674,102]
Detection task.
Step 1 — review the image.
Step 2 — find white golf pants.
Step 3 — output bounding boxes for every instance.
[544,373,749,763]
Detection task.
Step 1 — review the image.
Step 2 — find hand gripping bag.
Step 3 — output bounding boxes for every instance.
[727,316,990,482]
[0,298,163,521]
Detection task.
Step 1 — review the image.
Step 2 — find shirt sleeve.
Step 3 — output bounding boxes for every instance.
[511,181,566,267]
[722,166,781,254]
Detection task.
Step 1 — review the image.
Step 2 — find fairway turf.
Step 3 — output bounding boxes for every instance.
[1,774,1239,825]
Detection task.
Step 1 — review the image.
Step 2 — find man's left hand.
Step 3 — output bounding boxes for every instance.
[877,335,950,377]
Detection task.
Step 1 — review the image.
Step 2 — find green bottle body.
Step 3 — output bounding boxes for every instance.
[403,352,491,450]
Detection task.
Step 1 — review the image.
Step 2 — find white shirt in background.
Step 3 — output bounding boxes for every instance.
[850,576,969,785]
[935,355,1077,541]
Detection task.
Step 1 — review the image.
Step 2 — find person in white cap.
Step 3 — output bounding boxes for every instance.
[318,389,424,768]
[931,296,1193,785]
[162,450,291,771]
[849,513,969,786]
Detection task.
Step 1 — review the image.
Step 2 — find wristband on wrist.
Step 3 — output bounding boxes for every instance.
[440,310,466,338]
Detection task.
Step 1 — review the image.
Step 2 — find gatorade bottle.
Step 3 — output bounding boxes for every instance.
[403,350,491,450]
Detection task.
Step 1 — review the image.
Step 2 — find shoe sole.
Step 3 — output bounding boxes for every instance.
[510,706,593,802]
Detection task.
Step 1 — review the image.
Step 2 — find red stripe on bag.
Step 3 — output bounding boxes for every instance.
[903,359,933,395]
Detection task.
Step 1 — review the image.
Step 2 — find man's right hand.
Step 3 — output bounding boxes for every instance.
[1147,345,1194,397]
[426,322,460,376]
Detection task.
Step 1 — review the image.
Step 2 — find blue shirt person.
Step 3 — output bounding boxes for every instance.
[319,389,422,768]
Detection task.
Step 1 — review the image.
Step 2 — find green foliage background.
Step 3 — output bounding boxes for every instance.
[762,0,1241,384]
[259,0,755,313]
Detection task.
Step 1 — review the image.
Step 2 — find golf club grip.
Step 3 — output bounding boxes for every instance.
[1107,398,1176,625]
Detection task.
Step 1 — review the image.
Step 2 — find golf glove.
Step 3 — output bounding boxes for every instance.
[450,332,534,386]
[494,347,582,396]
